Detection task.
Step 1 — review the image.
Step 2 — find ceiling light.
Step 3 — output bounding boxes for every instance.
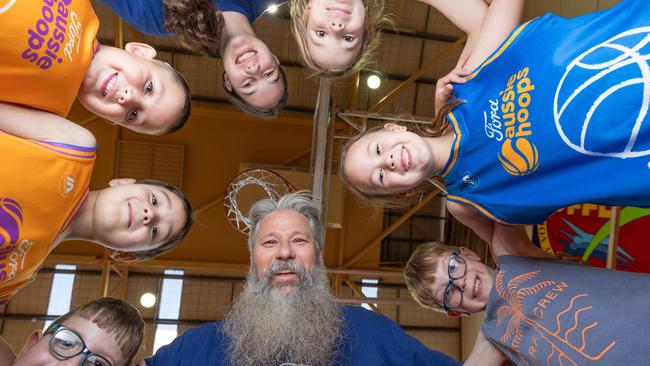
[140,292,156,308]
[367,75,381,89]
[267,4,279,14]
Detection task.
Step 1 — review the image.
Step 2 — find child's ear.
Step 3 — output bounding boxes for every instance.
[124,42,157,59]
[223,74,233,92]
[394,190,416,199]
[383,123,407,132]
[459,246,481,261]
[108,178,137,187]
[16,330,42,357]
[110,250,141,263]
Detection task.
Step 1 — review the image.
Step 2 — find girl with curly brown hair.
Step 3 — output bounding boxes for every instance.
[100,0,288,118]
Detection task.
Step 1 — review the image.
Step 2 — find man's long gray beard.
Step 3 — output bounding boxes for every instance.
[222,261,343,366]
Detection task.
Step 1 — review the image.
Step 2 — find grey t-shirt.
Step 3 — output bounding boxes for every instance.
[482,255,650,365]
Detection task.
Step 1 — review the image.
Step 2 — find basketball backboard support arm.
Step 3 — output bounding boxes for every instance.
[310,78,334,248]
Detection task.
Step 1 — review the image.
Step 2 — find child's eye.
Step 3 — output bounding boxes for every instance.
[315,30,326,37]
[375,144,381,155]
[379,170,384,184]
[152,194,158,206]
[152,224,158,238]
[243,80,253,88]
[344,35,356,42]
[449,258,459,272]
[127,109,139,121]
[264,69,274,78]
[145,81,154,95]
[53,338,76,349]
[86,355,111,366]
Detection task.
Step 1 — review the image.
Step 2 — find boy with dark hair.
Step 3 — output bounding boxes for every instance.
[405,240,650,365]
[3,297,144,366]
[0,0,191,135]
[0,101,194,303]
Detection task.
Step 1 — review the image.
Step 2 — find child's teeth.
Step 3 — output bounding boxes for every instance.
[104,74,116,96]
[239,51,255,62]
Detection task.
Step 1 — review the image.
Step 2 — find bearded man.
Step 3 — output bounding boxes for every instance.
[141,191,460,366]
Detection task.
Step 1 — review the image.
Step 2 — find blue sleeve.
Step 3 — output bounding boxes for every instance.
[217,0,265,23]
[382,318,462,366]
[143,332,186,366]
[98,0,169,37]
[343,307,461,365]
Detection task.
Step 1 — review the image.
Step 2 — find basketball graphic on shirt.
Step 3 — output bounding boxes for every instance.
[0,0,16,14]
[499,138,539,176]
[0,198,22,246]
[554,27,650,158]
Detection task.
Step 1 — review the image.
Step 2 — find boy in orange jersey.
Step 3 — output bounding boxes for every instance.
[0,101,194,304]
[0,0,191,135]
[1,297,144,366]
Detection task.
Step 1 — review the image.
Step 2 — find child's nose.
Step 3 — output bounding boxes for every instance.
[329,20,344,32]
[386,153,396,170]
[452,277,466,290]
[247,62,259,71]
[142,206,155,225]
[118,85,137,104]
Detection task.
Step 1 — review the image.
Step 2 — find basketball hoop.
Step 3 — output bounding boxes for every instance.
[223,168,296,234]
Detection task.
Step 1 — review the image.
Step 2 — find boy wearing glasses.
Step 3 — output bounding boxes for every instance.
[404,238,650,365]
[7,297,143,366]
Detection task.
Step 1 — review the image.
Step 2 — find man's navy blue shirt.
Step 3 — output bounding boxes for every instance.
[145,306,460,365]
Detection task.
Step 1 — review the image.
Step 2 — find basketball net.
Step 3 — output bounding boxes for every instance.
[223,168,296,234]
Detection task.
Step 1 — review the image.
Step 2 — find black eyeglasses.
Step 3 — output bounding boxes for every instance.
[442,252,467,312]
[44,324,113,366]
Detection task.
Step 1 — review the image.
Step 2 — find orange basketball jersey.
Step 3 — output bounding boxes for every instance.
[0,132,95,303]
[0,0,99,116]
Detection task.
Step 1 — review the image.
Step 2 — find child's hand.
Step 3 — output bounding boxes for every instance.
[554,251,588,264]
[435,67,470,116]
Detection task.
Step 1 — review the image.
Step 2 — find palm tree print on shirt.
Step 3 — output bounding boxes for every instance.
[493,269,616,365]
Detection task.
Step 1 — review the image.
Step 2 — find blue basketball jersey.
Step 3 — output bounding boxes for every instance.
[442,0,650,224]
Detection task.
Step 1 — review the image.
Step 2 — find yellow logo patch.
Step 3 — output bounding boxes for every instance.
[498,67,539,176]
[499,138,539,176]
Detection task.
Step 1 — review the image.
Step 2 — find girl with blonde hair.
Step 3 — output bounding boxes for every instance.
[340,0,650,246]
[289,0,491,78]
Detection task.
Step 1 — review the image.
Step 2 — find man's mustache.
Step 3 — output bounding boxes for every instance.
[263,260,308,282]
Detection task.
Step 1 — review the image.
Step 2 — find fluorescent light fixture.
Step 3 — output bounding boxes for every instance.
[361,278,379,310]
[153,324,178,354]
[152,269,185,352]
[43,264,76,330]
